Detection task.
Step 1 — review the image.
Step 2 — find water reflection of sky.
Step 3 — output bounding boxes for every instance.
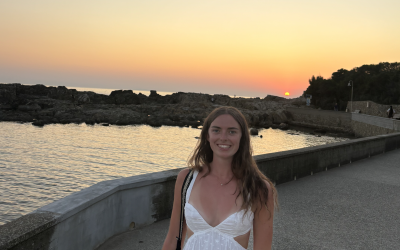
[0,123,349,225]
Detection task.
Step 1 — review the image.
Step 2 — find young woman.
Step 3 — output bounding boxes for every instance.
[162,106,278,250]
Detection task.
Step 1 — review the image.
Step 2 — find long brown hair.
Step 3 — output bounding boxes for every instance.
[188,106,278,216]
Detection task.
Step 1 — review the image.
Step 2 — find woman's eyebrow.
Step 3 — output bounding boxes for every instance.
[211,126,239,130]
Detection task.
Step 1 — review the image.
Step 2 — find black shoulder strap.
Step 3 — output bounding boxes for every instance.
[176,169,194,250]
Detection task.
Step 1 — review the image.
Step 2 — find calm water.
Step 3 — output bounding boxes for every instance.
[0,122,349,225]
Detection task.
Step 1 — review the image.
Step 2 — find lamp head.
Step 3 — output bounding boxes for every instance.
[348,80,353,86]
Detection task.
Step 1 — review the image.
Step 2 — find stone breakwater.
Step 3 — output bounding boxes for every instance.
[0,83,305,128]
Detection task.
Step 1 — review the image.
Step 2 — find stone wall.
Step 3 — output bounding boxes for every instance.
[286,107,352,133]
[2,132,400,250]
[352,120,394,138]
[346,101,400,118]
[351,113,400,137]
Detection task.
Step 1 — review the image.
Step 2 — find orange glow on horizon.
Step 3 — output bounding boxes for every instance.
[1,1,399,97]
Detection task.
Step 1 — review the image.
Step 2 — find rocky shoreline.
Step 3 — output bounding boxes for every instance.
[0,83,306,129]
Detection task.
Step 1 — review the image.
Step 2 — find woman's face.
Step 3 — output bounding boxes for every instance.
[207,114,242,161]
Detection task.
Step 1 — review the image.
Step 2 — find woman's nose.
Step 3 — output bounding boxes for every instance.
[219,131,228,140]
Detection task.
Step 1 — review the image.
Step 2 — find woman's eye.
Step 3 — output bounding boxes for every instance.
[229,130,236,134]
[212,129,219,133]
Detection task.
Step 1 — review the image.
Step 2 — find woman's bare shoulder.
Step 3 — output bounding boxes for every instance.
[263,179,272,191]
[176,168,191,185]
[253,179,274,208]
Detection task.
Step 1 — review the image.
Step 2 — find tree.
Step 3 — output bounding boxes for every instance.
[304,62,400,110]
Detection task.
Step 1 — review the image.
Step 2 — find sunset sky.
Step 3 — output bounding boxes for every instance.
[1,0,399,97]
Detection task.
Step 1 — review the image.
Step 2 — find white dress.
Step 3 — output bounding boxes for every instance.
[184,171,254,250]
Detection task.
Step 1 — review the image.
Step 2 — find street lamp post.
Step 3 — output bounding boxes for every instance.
[348,80,353,112]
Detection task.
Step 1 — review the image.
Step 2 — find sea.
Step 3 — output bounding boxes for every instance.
[0,86,349,225]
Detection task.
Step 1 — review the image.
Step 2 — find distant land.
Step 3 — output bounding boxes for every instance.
[0,83,305,129]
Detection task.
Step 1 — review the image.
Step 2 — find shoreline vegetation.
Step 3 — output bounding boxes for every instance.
[305,62,400,111]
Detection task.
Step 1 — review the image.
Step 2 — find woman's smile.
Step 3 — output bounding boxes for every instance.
[217,144,231,149]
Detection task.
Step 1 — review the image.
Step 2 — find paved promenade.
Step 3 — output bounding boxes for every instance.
[97,149,400,250]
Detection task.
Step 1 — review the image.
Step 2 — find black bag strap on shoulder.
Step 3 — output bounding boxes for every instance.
[176,169,194,250]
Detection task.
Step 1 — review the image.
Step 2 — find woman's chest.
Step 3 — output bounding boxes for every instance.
[189,180,243,226]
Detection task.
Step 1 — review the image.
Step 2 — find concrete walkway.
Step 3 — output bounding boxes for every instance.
[96,149,400,250]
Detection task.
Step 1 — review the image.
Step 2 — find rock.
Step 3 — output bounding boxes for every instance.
[186,120,201,128]
[108,90,140,105]
[18,103,41,112]
[77,94,90,104]
[37,110,54,116]
[264,95,286,102]
[0,104,13,110]
[290,96,306,106]
[314,128,327,134]
[149,90,160,98]
[260,135,263,138]
[115,119,129,126]
[74,118,85,124]
[59,119,70,124]
[261,124,271,129]
[279,123,289,130]
[0,84,308,130]
[250,128,258,135]
[85,121,95,125]
[32,120,45,126]
[271,124,279,129]
[0,83,18,103]
[186,114,196,121]
[147,116,163,127]
[92,112,106,123]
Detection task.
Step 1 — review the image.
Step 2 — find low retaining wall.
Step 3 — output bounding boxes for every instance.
[346,100,400,118]
[287,107,400,137]
[255,132,400,184]
[2,133,400,250]
[0,172,178,250]
[286,107,352,133]
[352,113,400,137]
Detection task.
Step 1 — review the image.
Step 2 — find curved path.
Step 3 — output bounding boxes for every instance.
[97,149,400,250]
